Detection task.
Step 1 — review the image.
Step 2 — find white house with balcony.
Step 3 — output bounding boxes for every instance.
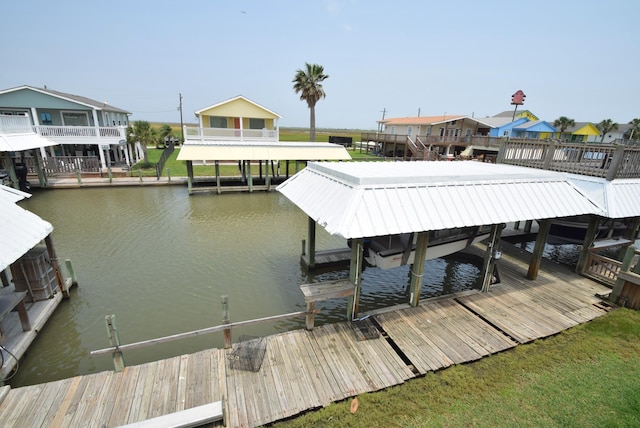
[0,85,131,170]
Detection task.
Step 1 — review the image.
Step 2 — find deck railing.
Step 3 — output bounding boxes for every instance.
[584,253,622,287]
[184,126,278,142]
[361,132,507,148]
[43,156,101,175]
[497,140,640,180]
[35,125,127,140]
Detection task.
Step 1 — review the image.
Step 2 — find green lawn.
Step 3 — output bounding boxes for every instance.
[274,308,640,428]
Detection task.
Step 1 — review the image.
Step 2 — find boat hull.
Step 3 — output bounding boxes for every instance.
[364,227,491,270]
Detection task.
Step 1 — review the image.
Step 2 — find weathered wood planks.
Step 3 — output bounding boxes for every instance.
[0,242,612,428]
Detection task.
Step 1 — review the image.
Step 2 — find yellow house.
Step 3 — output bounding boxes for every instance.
[185,96,282,142]
[565,122,601,143]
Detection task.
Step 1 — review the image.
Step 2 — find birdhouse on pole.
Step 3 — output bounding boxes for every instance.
[511,90,526,105]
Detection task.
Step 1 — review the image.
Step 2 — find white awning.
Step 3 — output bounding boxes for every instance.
[277,161,603,239]
[0,185,53,271]
[0,132,57,151]
[177,141,352,161]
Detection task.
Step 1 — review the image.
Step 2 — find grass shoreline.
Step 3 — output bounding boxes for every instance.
[273,308,640,427]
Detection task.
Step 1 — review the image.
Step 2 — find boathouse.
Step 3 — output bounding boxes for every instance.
[0,185,73,381]
[497,139,640,307]
[277,160,603,319]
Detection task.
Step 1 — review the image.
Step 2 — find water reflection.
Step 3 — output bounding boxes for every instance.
[13,187,482,387]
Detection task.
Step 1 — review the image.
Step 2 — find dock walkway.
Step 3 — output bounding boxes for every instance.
[0,244,611,427]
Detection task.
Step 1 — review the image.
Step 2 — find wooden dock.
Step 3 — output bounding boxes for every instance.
[0,244,612,427]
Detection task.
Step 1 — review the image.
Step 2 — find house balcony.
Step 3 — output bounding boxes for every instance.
[34,125,127,145]
[0,114,127,146]
[184,126,279,143]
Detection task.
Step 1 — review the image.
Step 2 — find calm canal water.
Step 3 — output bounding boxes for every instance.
[12,186,485,387]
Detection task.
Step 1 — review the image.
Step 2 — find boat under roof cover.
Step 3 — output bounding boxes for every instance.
[276,161,603,240]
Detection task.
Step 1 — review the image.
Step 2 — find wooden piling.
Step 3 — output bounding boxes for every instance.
[222,295,231,349]
[408,231,429,306]
[105,315,125,372]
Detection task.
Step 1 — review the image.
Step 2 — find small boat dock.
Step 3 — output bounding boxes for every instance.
[0,242,611,427]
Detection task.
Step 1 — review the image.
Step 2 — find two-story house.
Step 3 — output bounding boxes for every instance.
[0,85,131,171]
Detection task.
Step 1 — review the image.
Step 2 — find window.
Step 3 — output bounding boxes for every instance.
[249,118,265,129]
[407,126,413,136]
[40,112,52,125]
[61,111,89,126]
[209,116,227,128]
[390,126,396,135]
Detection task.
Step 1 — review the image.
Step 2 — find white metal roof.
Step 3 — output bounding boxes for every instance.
[0,185,53,271]
[0,132,57,151]
[177,141,352,161]
[277,161,603,239]
[567,174,640,219]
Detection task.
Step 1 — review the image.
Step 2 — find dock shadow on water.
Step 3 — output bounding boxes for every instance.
[14,187,483,387]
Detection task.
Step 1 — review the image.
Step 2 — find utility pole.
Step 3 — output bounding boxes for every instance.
[178,93,184,143]
[378,108,387,135]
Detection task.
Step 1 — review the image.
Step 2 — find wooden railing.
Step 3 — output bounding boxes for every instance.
[43,156,101,175]
[584,253,622,287]
[184,126,278,142]
[91,295,317,371]
[361,132,506,147]
[497,140,640,180]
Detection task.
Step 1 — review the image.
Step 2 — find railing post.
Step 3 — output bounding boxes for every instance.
[76,169,82,185]
[138,168,143,183]
[108,166,112,183]
[222,295,232,349]
[542,141,556,170]
[605,145,626,181]
[105,315,125,372]
[166,168,171,183]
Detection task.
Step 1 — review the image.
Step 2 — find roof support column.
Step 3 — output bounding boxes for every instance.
[32,149,47,188]
[481,224,504,292]
[265,160,271,191]
[215,161,221,194]
[408,231,429,306]
[575,216,600,275]
[247,161,253,192]
[186,160,194,195]
[527,219,551,280]
[610,245,637,304]
[347,237,364,320]
[306,217,316,270]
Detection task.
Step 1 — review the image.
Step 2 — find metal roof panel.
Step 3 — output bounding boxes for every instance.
[278,161,603,239]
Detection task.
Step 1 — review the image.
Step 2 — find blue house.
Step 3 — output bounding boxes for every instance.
[0,85,131,170]
[512,120,557,139]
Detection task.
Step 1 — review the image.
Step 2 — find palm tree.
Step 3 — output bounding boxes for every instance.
[293,63,329,142]
[127,120,157,165]
[596,119,618,143]
[627,118,640,140]
[553,116,575,141]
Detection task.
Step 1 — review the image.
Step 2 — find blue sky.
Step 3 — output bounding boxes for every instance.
[4,0,639,129]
